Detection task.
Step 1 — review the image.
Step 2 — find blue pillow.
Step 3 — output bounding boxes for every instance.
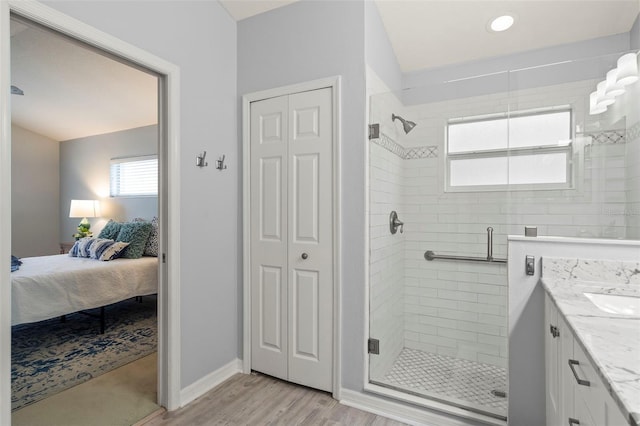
[116,221,152,259]
[98,219,122,240]
[69,237,96,258]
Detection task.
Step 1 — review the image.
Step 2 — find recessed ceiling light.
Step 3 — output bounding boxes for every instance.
[489,15,515,32]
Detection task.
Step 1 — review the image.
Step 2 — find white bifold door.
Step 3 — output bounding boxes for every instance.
[250,87,333,392]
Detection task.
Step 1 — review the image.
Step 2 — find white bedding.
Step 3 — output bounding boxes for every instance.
[11,254,158,325]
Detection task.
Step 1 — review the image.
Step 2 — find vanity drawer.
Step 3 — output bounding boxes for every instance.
[571,340,605,423]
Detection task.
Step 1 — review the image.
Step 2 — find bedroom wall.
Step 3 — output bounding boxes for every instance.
[11,124,60,257]
[59,125,158,242]
[43,0,238,390]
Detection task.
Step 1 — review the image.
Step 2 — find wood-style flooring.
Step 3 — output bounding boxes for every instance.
[140,372,408,426]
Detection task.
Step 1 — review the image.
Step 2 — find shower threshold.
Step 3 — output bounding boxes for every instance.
[371,348,507,421]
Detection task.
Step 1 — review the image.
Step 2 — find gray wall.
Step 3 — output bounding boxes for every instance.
[365,1,402,93]
[59,125,158,241]
[44,0,238,389]
[11,124,60,257]
[631,13,640,50]
[238,0,367,391]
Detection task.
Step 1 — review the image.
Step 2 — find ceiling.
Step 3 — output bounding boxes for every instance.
[10,1,639,141]
[221,0,639,71]
[10,20,157,142]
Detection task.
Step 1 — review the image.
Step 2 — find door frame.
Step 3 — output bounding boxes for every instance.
[242,76,342,399]
[0,1,182,423]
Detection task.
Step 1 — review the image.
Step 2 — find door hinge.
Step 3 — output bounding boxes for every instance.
[368,338,380,355]
[368,123,380,140]
[162,253,166,264]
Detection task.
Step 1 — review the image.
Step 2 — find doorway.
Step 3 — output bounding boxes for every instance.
[242,77,341,397]
[0,2,182,424]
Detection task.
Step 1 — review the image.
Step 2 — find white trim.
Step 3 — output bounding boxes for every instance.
[180,358,242,408]
[340,388,497,426]
[0,1,182,419]
[242,76,342,398]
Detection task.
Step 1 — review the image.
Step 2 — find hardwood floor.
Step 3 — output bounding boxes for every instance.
[141,372,407,426]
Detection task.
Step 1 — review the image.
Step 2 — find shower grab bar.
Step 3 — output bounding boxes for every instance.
[424,227,507,264]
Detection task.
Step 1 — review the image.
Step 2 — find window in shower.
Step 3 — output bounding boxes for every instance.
[446,107,572,191]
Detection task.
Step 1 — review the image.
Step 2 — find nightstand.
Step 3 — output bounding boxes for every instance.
[60,242,75,254]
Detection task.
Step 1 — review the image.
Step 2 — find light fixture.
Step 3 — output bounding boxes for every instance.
[616,52,639,86]
[489,15,514,32]
[589,92,607,115]
[69,199,100,240]
[391,114,417,134]
[604,69,625,98]
[595,81,615,108]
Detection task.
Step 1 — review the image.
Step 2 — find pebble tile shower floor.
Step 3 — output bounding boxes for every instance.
[380,348,507,416]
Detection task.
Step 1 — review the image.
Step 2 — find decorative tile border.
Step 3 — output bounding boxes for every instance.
[626,121,640,143]
[371,133,438,159]
[588,130,626,145]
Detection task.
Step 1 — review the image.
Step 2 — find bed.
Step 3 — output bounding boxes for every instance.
[11,254,158,331]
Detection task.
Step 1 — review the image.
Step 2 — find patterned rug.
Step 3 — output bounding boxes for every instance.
[11,295,157,411]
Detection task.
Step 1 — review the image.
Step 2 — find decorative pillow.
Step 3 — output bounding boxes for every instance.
[98,241,130,261]
[69,237,96,258]
[116,221,153,259]
[133,216,159,257]
[98,219,122,240]
[89,238,116,260]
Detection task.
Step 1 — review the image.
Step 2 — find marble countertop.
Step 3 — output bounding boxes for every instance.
[541,257,640,426]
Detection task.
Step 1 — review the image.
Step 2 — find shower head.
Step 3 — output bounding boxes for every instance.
[392,114,416,134]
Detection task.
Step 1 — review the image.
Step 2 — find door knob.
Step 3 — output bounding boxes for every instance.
[301,253,309,260]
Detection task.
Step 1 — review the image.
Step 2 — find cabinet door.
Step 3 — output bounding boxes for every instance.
[545,294,561,425]
[559,314,575,425]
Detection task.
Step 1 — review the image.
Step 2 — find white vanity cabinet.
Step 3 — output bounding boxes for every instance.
[545,294,629,426]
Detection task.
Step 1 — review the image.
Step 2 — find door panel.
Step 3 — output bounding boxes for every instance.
[250,95,288,380]
[287,88,333,392]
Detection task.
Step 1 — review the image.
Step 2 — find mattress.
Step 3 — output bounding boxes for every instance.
[11,254,158,325]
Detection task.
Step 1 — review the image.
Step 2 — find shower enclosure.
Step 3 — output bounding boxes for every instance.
[367,51,639,423]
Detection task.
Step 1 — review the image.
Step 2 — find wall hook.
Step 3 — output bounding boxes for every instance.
[196,151,208,167]
[216,155,228,171]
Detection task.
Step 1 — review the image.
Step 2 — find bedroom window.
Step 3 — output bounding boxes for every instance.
[110,155,158,197]
[446,107,572,191]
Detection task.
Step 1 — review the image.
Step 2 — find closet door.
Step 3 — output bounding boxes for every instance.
[250,95,289,381]
[287,88,333,392]
[250,88,333,392]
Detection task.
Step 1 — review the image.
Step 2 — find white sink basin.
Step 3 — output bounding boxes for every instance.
[584,293,640,316]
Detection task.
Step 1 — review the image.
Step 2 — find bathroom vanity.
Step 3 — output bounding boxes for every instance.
[542,258,639,426]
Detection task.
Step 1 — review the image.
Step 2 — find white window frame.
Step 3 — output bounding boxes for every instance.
[445,106,574,192]
[110,154,158,197]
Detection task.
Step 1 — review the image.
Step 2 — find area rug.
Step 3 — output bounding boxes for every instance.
[11,295,157,411]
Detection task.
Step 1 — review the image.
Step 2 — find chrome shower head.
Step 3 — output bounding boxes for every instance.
[392,113,416,134]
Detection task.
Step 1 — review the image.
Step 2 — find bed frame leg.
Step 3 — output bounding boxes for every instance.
[100,306,105,334]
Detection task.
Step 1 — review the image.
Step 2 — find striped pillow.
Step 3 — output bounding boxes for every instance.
[69,237,96,258]
[98,241,130,261]
[89,238,116,260]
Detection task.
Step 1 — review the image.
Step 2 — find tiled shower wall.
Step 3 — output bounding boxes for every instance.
[369,78,633,370]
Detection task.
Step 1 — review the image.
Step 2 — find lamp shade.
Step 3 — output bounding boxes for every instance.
[595,81,615,108]
[69,200,99,218]
[616,52,639,86]
[589,91,607,115]
[605,69,625,97]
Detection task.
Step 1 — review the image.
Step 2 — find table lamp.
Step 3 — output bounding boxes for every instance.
[69,199,100,240]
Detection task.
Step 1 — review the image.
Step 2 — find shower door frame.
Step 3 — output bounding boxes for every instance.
[363,97,507,426]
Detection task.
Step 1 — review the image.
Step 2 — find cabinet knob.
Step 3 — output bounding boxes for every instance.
[301,253,309,260]
[568,418,580,425]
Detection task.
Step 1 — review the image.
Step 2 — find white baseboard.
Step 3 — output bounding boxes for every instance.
[339,388,493,426]
[179,358,242,407]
